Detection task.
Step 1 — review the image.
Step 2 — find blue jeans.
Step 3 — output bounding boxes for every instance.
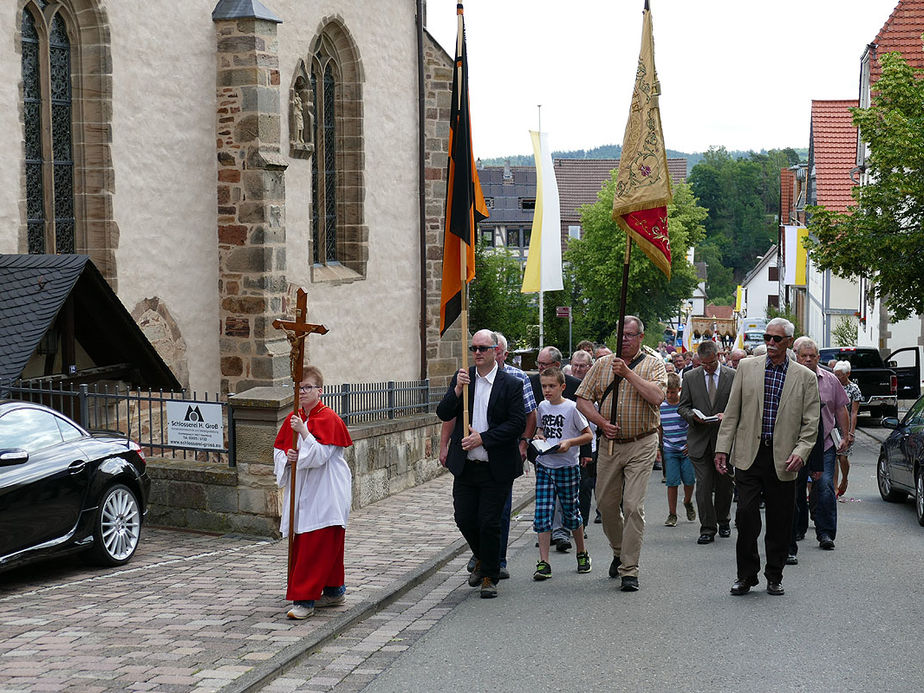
[811,446,838,540]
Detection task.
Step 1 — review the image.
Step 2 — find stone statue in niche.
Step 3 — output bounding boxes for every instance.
[290,76,314,159]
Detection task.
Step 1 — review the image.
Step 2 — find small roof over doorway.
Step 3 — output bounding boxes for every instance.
[0,254,181,389]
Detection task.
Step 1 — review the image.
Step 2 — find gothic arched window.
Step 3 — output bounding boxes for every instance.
[21,2,75,254]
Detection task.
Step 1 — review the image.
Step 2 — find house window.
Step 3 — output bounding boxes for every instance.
[506,227,520,248]
[768,266,779,282]
[21,4,75,254]
[479,228,494,246]
[520,198,535,211]
[768,294,780,308]
[484,197,494,209]
[568,225,582,240]
[305,21,366,280]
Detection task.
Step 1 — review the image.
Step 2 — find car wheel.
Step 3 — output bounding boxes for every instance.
[916,469,924,527]
[89,483,142,566]
[878,455,907,502]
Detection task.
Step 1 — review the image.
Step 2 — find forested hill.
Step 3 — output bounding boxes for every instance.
[479,145,808,172]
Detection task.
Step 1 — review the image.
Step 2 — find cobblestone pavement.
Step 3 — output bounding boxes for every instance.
[0,472,533,693]
[259,513,536,693]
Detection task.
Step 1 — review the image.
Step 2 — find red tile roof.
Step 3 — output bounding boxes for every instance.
[554,158,687,224]
[704,304,734,319]
[870,0,924,84]
[810,100,859,213]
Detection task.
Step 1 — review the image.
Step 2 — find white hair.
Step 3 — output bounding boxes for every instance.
[752,344,767,356]
[766,317,795,337]
[833,360,852,375]
[795,337,818,355]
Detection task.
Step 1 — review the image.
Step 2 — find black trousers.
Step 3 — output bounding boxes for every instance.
[579,456,597,528]
[735,443,796,583]
[452,460,512,582]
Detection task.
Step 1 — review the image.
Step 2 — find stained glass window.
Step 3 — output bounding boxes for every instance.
[311,54,339,265]
[20,4,75,254]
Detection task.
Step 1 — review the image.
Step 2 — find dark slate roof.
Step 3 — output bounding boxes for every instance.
[477,165,537,226]
[212,0,282,23]
[0,255,180,389]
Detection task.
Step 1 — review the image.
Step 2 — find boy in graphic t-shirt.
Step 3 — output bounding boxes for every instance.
[532,367,593,580]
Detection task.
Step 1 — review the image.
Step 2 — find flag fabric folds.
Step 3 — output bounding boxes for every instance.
[439,2,488,336]
[521,130,564,294]
[612,3,673,279]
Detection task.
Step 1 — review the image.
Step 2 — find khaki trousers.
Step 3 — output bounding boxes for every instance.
[595,432,658,577]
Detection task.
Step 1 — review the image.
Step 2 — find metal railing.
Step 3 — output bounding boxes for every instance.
[1,379,235,467]
[320,379,432,425]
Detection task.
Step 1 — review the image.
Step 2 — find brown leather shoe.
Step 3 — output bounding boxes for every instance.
[480,577,497,599]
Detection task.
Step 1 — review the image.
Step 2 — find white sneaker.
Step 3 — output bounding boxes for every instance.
[286,603,314,619]
[316,593,346,608]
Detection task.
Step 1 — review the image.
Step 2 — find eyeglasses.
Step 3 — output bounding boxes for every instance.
[299,385,321,392]
[536,360,556,369]
[763,334,787,343]
[623,332,641,339]
[469,345,496,353]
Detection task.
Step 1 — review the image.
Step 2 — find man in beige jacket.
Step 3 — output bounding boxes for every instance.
[714,318,819,597]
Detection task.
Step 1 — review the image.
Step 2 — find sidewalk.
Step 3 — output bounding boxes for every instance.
[0,471,534,693]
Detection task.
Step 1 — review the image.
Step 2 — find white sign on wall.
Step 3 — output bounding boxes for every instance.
[165,401,224,450]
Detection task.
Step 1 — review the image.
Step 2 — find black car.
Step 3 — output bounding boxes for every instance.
[0,400,150,572]
[878,396,924,526]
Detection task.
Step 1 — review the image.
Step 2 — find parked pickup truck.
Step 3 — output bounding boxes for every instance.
[819,346,898,418]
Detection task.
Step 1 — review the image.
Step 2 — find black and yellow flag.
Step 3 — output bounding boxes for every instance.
[439,2,489,336]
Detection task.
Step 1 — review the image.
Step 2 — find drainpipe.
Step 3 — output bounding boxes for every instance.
[416,0,428,381]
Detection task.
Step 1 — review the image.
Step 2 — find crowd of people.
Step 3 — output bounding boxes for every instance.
[270,318,862,619]
[436,317,860,600]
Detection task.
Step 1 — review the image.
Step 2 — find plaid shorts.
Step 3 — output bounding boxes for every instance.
[533,463,583,533]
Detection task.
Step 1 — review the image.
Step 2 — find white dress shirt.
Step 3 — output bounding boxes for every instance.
[467,362,498,461]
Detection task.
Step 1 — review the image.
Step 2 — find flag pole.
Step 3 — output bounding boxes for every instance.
[537,104,543,350]
[608,240,631,455]
[455,5,470,435]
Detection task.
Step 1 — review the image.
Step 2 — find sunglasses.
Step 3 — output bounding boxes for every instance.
[469,345,496,353]
[763,334,787,343]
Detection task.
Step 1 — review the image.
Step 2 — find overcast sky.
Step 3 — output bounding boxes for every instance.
[425,0,901,158]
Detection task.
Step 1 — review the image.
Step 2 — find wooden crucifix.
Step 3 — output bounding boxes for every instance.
[272,288,329,581]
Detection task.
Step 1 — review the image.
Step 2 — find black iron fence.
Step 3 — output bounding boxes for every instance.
[1,379,235,467]
[2,378,436,465]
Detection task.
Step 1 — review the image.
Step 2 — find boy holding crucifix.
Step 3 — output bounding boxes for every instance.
[273,366,353,620]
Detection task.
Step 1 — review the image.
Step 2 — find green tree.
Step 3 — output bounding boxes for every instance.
[468,240,534,345]
[565,180,707,340]
[805,50,924,320]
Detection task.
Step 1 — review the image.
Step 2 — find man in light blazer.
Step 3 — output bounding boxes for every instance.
[678,340,736,544]
[714,318,819,597]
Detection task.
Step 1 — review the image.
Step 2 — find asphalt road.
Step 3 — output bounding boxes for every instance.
[362,430,924,693]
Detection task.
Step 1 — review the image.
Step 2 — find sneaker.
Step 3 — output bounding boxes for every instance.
[621,576,640,592]
[555,537,572,553]
[286,603,314,620]
[315,592,346,608]
[684,501,696,522]
[533,560,552,581]
[498,566,510,580]
[466,555,477,572]
[576,552,592,574]
[594,510,602,524]
[608,556,621,578]
[664,513,678,527]
[480,577,497,598]
[467,560,482,587]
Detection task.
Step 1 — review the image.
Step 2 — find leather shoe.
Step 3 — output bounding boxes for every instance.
[766,581,785,596]
[479,577,497,599]
[620,576,639,591]
[608,556,621,578]
[730,576,759,595]
[819,535,835,550]
[697,533,715,544]
[786,554,799,565]
[718,524,731,538]
[467,560,481,587]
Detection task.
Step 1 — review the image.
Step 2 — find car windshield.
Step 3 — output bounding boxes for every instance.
[820,350,883,369]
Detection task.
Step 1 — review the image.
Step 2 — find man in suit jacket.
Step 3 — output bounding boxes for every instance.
[437,329,526,598]
[714,318,819,597]
[678,340,736,544]
[529,345,582,551]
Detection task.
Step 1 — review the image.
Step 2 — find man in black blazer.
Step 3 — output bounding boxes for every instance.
[437,329,526,598]
[529,345,582,550]
[677,340,736,544]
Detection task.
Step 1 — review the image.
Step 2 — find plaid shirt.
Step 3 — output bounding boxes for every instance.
[761,356,789,440]
[502,363,538,413]
[575,349,667,438]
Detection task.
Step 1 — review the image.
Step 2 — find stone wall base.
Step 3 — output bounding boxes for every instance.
[145,414,446,537]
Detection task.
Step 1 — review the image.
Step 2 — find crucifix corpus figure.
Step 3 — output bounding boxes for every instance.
[271,289,354,620]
